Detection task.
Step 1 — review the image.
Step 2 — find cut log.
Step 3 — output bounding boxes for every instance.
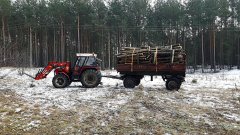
[116,44,185,65]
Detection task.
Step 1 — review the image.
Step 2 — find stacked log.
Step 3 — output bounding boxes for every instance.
[117,44,185,64]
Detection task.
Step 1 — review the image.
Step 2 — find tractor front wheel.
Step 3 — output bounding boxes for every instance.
[52,74,69,88]
[81,69,101,88]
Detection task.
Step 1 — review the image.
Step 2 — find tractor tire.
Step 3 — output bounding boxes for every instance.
[67,81,72,87]
[166,78,180,90]
[123,76,136,88]
[52,74,69,88]
[81,69,101,88]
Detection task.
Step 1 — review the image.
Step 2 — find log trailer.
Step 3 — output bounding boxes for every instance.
[116,45,186,90]
[34,45,186,90]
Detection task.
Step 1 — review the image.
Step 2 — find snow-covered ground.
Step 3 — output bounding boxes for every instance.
[0,67,240,134]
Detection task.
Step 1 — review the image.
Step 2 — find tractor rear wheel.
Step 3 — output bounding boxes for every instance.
[52,74,69,88]
[81,69,101,88]
[123,76,136,88]
[166,78,180,90]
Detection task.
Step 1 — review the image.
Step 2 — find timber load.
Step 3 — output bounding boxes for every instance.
[117,44,185,64]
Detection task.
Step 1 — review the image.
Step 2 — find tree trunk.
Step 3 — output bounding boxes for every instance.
[213,29,216,72]
[87,31,89,52]
[7,24,11,61]
[77,15,80,52]
[108,31,111,69]
[35,32,38,66]
[118,28,120,54]
[238,36,240,69]
[2,16,6,65]
[53,29,56,61]
[220,30,223,69]
[83,30,87,52]
[183,27,185,50]
[139,30,141,46]
[101,29,104,69]
[231,31,235,69]
[209,28,213,69]
[29,26,33,67]
[45,30,48,65]
[192,29,197,70]
[176,23,179,43]
[80,28,83,53]
[201,29,204,72]
[61,20,64,61]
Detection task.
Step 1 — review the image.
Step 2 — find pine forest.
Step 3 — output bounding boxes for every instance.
[1,0,240,70]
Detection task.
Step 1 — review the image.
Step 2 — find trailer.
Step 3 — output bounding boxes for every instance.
[115,44,186,90]
[116,63,186,90]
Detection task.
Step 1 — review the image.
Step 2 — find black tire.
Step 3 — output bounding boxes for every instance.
[134,78,141,86]
[52,74,69,88]
[67,81,72,87]
[123,76,136,88]
[81,69,101,88]
[166,78,180,90]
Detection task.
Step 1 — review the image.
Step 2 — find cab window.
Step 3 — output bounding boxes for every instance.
[77,57,86,67]
[85,57,96,66]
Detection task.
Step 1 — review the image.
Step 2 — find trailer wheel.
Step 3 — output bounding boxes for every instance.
[123,77,136,88]
[81,69,101,88]
[52,74,69,88]
[166,78,180,90]
[134,79,141,86]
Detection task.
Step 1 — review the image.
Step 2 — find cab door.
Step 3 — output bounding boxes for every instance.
[73,57,86,80]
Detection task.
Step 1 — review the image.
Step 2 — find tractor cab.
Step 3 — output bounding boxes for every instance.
[72,53,101,80]
[75,53,100,68]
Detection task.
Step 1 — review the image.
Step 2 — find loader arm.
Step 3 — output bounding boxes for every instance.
[35,61,70,80]
[35,62,56,80]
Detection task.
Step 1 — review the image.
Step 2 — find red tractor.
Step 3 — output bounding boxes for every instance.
[35,53,102,88]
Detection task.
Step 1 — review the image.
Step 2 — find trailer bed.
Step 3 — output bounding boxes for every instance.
[116,63,186,76]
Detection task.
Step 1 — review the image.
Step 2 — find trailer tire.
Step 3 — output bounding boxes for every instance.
[166,78,180,90]
[134,78,141,86]
[81,69,101,88]
[52,74,69,88]
[123,77,136,88]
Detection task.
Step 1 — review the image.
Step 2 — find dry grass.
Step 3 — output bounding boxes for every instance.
[0,90,81,134]
[0,85,240,134]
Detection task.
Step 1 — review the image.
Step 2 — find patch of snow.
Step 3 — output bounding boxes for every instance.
[222,113,240,122]
[24,120,41,131]
[40,110,51,116]
[15,108,22,113]
[28,120,41,127]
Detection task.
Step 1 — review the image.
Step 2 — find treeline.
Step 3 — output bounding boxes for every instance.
[0,0,240,70]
